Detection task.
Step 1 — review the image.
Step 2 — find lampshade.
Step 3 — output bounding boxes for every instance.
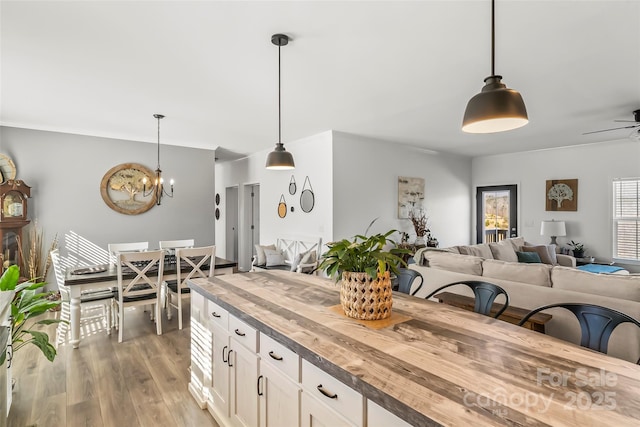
[540,220,566,245]
[462,0,528,134]
[266,143,295,170]
[462,76,528,133]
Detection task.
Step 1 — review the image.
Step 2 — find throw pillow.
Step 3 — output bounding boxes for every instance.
[290,253,304,272]
[521,245,554,265]
[265,248,285,267]
[300,250,317,265]
[516,251,542,263]
[254,244,276,266]
[489,241,518,262]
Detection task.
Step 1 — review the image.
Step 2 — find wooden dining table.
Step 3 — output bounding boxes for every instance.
[64,256,236,348]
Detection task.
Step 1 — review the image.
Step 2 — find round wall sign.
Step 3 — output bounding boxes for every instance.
[100,163,157,215]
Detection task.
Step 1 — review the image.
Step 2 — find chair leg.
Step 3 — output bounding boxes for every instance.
[178,296,182,330]
[118,305,124,343]
[105,303,112,335]
[167,293,173,320]
[156,301,162,336]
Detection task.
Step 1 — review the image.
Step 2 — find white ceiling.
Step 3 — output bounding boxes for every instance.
[2,1,639,161]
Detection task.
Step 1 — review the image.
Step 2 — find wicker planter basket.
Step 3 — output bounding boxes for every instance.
[340,271,392,320]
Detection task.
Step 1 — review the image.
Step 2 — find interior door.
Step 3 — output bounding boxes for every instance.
[226,186,239,262]
[476,185,518,244]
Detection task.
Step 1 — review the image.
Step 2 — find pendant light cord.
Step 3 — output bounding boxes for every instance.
[278,43,282,144]
[491,0,495,76]
[157,116,161,169]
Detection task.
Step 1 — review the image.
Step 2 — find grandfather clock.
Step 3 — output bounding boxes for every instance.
[0,180,31,268]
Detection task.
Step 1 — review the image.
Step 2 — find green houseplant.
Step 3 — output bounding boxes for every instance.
[567,240,585,258]
[0,265,63,364]
[318,229,409,321]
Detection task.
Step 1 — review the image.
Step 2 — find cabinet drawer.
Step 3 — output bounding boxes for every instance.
[229,314,258,352]
[367,399,411,427]
[301,359,363,427]
[207,299,229,330]
[260,334,300,382]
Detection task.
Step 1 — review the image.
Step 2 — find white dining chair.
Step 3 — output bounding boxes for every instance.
[114,250,164,343]
[107,241,149,264]
[159,239,195,250]
[50,249,115,347]
[164,245,215,330]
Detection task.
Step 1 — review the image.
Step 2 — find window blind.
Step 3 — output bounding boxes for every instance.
[613,178,640,261]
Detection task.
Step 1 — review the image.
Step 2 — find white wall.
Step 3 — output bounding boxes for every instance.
[215,131,333,271]
[332,132,472,247]
[472,139,640,272]
[0,126,216,285]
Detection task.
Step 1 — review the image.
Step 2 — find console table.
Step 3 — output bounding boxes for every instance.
[433,291,552,332]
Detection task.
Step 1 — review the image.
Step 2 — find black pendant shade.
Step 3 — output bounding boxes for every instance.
[266,33,295,170]
[462,0,528,133]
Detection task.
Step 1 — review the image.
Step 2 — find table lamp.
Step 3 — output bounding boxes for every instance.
[540,220,566,245]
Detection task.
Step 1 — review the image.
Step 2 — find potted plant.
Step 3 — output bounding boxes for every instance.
[567,240,585,258]
[0,265,64,364]
[318,229,409,321]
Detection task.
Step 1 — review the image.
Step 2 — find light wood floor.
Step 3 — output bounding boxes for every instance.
[8,303,219,427]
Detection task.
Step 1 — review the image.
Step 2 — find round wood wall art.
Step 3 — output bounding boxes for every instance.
[277,194,287,218]
[100,163,157,215]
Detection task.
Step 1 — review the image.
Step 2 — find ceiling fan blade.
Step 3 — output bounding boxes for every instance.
[583,124,640,135]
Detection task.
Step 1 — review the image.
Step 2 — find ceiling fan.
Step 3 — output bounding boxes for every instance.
[583,109,640,137]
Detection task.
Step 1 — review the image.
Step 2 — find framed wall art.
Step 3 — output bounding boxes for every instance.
[398,176,425,218]
[100,163,157,215]
[546,179,578,211]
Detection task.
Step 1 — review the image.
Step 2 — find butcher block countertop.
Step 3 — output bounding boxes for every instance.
[189,270,640,427]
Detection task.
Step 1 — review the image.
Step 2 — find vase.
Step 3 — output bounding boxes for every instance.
[573,250,584,258]
[415,236,426,246]
[340,271,392,320]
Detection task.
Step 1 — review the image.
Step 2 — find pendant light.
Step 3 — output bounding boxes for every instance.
[142,113,174,205]
[266,33,295,170]
[462,0,528,133]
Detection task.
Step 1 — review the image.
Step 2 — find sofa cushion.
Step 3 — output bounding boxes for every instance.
[456,244,493,259]
[551,266,640,301]
[521,245,556,265]
[264,248,286,267]
[489,240,518,262]
[482,259,552,287]
[422,251,483,276]
[504,236,525,251]
[516,251,542,263]
[255,244,276,266]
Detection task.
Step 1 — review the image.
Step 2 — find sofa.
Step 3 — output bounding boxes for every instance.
[251,237,322,274]
[410,238,640,363]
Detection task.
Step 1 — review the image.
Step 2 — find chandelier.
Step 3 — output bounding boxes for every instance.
[143,113,174,205]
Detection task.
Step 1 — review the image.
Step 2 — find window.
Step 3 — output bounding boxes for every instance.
[613,178,640,262]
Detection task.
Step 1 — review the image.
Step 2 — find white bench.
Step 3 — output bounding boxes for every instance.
[251,237,323,274]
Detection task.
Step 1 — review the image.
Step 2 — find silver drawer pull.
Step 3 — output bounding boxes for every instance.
[211,312,221,318]
[317,384,338,399]
[268,351,283,361]
[234,329,246,337]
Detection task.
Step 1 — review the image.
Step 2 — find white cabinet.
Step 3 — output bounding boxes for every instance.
[188,291,211,408]
[301,391,356,427]
[229,337,259,427]
[301,359,363,427]
[367,400,411,427]
[209,322,230,418]
[259,334,301,427]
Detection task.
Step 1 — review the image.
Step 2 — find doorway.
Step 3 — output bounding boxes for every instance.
[476,185,518,244]
[225,186,239,262]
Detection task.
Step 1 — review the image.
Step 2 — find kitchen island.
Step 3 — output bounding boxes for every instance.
[189,270,640,427]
